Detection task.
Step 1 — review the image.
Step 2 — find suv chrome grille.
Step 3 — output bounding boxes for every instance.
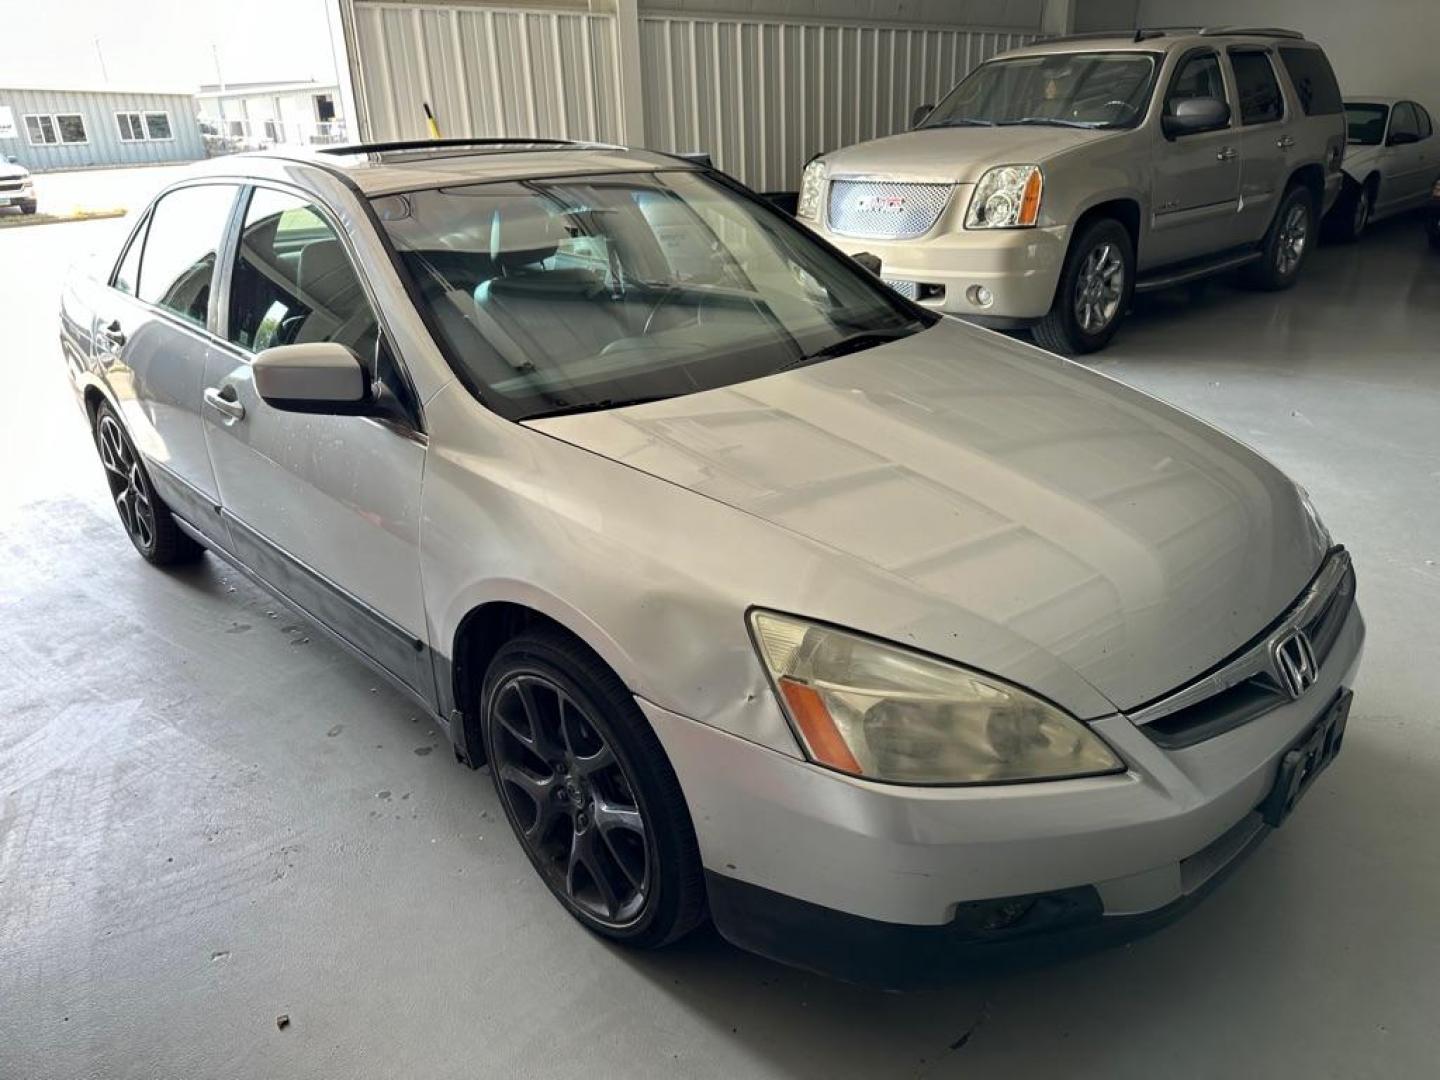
[826,179,952,240]
[1133,549,1356,749]
[0,180,23,193]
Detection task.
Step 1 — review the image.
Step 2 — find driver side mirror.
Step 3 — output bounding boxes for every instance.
[253,342,369,414]
[911,103,934,129]
[1162,97,1230,138]
[1387,130,1420,146]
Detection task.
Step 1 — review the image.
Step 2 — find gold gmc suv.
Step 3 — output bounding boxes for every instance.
[798,27,1346,354]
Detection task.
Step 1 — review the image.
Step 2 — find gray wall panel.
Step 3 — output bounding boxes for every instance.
[0,88,203,172]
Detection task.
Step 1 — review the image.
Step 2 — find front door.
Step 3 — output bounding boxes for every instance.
[1226,47,1291,242]
[1382,102,1433,210]
[202,183,432,698]
[96,183,241,536]
[1148,48,1242,268]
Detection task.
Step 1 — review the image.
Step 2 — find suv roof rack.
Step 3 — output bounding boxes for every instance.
[1198,26,1305,39]
[316,137,593,157]
[1034,27,1197,46]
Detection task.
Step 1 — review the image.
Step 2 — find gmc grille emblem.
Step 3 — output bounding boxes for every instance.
[1273,629,1318,700]
[855,195,906,213]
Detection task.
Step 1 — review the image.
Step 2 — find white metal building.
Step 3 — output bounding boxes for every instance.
[328,0,1062,191]
[196,80,348,148]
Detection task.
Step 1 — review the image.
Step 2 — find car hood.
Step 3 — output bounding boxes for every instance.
[818,125,1118,184]
[529,321,1329,713]
[0,164,28,181]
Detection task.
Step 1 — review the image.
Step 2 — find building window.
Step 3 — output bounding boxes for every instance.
[263,119,282,142]
[144,112,172,140]
[117,112,145,141]
[25,114,57,144]
[55,114,88,143]
[314,93,335,122]
[227,119,246,138]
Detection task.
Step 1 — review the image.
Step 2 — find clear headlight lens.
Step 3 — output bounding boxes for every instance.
[749,611,1123,785]
[965,164,1043,229]
[797,159,827,221]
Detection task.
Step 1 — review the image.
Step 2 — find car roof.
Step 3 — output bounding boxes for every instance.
[996,26,1319,60]
[181,141,700,196]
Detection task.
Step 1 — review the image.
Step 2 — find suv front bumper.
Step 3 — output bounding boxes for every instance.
[814,221,1070,323]
[644,601,1364,985]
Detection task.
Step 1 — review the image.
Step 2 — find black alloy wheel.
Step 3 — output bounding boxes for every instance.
[92,402,203,566]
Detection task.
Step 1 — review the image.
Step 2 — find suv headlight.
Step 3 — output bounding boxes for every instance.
[966,164,1043,229]
[749,611,1123,785]
[797,159,827,221]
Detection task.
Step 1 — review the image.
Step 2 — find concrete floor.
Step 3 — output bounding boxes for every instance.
[3,207,1438,1079]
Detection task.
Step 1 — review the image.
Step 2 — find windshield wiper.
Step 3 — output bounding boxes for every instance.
[785,326,917,369]
[524,395,668,420]
[924,117,996,129]
[997,117,1100,128]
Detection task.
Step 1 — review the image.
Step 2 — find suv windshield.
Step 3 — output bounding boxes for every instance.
[1344,102,1390,145]
[375,170,930,421]
[921,51,1158,130]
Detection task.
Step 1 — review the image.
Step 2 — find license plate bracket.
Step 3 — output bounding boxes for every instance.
[1260,689,1351,827]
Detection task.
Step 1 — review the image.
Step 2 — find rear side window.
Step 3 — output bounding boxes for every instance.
[1390,103,1420,141]
[113,214,149,295]
[1416,104,1433,139]
[1279,47,1343,115]
[1229,50,1284,125]
[136,185,238,327]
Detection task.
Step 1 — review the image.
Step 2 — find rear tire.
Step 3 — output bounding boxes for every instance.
[92,402,204,566]
[1031,217,1133,356]
[1244,185,1314,290]
[480,629,706,949]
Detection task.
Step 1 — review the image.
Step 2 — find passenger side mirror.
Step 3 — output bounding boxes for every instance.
[911,103,934,128]
[1387,130,1420,146]
[252,342,369,414]
[1162,97,1230,138]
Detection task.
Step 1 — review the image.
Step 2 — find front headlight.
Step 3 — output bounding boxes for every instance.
[796,158,827,221]
[966,164,1043,229]
[1294,484,1332,550]
[749,611,1123,785]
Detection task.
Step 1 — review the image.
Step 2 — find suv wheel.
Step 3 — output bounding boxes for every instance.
[480,629,706,948]
[93,402,204,566]
[19,199,38,215]
[1245,186,1314,290]
[1032,218,1133,356]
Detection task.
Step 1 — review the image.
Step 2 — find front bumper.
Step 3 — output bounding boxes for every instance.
[644,601,1364,983]
[810,219,1069,322]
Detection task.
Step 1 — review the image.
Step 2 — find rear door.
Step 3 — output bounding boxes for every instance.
[95,183,241,538]
[1226,47,1291,242]
[202,182,432,698]
[1149,48,1242,266]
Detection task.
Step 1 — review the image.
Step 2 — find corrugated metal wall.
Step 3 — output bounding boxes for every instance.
[0,88,205,172]
[352,2,622,144]
[639,16,1037,191]
[347,1,1038,190]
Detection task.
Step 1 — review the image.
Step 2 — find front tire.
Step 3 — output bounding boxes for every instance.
[1031,217,1133,356]
[19,199,37,215]
[480,629,706,948]
[1244,185,1314,290]
[1326,178,1371,243]
[93,402,204,566]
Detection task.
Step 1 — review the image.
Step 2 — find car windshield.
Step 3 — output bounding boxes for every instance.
[1345,103,1389,145]
[373,170,931,421]
[920,51,1158,130]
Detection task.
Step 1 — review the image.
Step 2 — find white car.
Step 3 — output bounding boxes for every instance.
[59,141,1363,986]
[1329,97,1438,240]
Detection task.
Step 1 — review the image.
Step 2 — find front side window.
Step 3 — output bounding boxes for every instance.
[136,184,238,326]
[1345,102,1389,146]
[373,170,931,421]
[1229,50,1284,125]
[1165,51,1227,117]
[25,114,56,145]
[55,114,88,143]
[117,112,145,141]
[921,51,1157,130]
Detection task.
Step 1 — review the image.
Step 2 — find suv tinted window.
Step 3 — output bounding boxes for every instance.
[137,185,238,326]
[1165,51,1226,116]
[1229,50,1284,125]
[1279,47,1342,115]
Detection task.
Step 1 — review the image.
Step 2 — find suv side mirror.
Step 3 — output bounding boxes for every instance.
[1162,97,1230,138]
[253,342,368,414]
[4,155,17,164]
[911,103,934,128]
[1387,130,1420,146]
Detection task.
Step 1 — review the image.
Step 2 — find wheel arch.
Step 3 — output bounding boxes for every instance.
[1287,162,1326,209]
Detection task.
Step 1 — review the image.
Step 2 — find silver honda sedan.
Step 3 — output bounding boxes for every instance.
[59,141,1363,986]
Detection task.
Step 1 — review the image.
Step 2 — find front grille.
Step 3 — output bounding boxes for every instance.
[826,179,952,240]
[0,180,23,193]
[1136,549,1357,750]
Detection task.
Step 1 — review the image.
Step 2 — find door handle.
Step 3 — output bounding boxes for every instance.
[1216,147,1237,161]
[203,386,246,422]
[1276,135,1296,149]
[100,319,126,348]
